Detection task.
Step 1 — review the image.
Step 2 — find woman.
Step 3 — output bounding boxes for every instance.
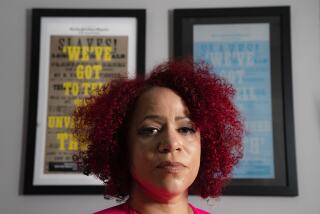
[73,59,244,214]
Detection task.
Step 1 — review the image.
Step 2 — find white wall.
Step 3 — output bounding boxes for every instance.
[1,0,320,213]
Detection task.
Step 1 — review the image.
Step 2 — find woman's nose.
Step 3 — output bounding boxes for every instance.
[157,128,182,153]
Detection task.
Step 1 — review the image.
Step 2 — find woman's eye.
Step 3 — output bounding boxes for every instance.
[178,127,196,134]
[138,127,160,136]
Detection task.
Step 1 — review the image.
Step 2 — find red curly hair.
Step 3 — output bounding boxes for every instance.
[73,59,243,200]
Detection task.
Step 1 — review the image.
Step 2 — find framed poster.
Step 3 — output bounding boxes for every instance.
[24,8,146,194]
[174,6,298,196]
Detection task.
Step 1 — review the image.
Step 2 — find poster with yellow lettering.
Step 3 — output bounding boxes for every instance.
[45,36,128,174]
[24,9,145,194]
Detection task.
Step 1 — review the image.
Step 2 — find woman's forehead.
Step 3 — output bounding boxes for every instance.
[132,87,190,120]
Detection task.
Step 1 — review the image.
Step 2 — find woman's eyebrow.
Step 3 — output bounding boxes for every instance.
[142,115,163,121]
[140,115,190,122]
[175,116,190,121]
[139,115,164,124]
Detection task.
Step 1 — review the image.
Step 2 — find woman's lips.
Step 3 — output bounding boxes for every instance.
[156,161,186,173]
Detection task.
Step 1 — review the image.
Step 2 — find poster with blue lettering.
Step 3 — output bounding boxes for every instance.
[194,24,274,179]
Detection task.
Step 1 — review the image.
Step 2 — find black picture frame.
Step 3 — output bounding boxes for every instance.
[24,8,146,194]
[173,6,298,196]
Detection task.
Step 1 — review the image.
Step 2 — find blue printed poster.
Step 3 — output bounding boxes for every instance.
[193,23,274,178]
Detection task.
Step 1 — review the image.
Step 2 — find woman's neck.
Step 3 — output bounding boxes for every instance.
[128,183,193,214]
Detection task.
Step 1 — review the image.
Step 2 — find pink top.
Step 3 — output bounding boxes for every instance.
[94,202,210,214]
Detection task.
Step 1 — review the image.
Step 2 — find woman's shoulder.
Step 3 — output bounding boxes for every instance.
[93,203,129,214]
[94,202,210,214]
[189,203,211,214]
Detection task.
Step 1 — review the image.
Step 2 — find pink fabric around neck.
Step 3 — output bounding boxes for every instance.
[94,202,210,214]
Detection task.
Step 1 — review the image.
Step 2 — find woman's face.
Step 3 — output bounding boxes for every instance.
[128,87,201,201]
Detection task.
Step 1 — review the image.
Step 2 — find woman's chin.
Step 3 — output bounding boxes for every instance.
[149,181,189,201]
